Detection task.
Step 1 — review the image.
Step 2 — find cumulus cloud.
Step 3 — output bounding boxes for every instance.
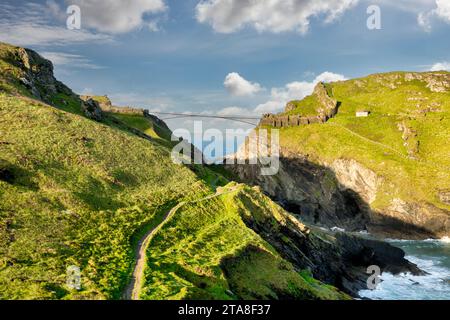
[254,72,346,114]
[224,72,263,96]
[429,61,450,71]
[418,0,450,31]
[196,0,359,34]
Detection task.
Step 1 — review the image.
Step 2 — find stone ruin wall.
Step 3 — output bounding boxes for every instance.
[259,82,339,128]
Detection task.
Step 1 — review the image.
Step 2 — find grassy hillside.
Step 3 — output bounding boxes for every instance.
[0,92,212,299]
[284,94,321,117]
[0,42,349,300]
[274,71,450,212]
[107,112,173,148]
[141,183,349,300]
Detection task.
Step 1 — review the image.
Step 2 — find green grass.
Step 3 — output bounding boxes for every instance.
[0,41,351,301]
[0,93,211,299]
[107,112,174,148]
[284,94,321,117]
[276,71,450,211]
[140,183,349,300]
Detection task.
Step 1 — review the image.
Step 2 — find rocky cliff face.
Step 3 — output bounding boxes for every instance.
[80,97,103,121]
[8,47,73,102]
[228,134,449,239]
[230,146,371,232]
[0,44,108,123]
[233,186,423,297]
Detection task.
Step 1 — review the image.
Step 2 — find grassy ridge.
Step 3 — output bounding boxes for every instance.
[277,72,450,210]
[106,112,174,148]
[141,183,349,300]
[284,95,321,116]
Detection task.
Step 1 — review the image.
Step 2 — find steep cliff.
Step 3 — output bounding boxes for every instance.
[229,72,450,239]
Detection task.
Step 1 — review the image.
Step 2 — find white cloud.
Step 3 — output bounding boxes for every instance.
[254,72,346,114]
[434,0,450,21]
[224,72,263,96]
[0,0,168,47]
[40,52,104,69]
[418,0,450,31]
[429,61,450,71]
[57,0,167,34]
[196,0,359,34]
[0,3,112,46]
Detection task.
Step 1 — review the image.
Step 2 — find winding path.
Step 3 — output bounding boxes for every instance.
[123,202,185,300]
[123,186,239,300]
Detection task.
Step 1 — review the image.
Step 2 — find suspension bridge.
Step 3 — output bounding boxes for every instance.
[149,111,262,126]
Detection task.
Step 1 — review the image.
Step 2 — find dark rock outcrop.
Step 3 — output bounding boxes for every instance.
[143,110,171,131]
[228,135,450,239]
[81,98,103,121]
[11,47,74,103]
[234,187,424,297]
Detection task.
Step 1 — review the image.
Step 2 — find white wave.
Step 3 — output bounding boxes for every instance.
[359,252,450,300]
[385,237,450,244]
[331,226,346,232]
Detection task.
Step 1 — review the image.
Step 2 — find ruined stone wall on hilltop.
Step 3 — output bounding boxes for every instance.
[259,82,339,128]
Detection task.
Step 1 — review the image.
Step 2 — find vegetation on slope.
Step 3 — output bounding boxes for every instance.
[0,42,347,300]
[284,94,321,117]
[275,72,450,212]
[107,112,173,148]
[141,183,349,300]
[0,92,211,299]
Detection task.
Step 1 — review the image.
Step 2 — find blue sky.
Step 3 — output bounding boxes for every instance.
[1,0,450,154]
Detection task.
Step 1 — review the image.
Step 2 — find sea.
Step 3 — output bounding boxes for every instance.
[359,237,450,300]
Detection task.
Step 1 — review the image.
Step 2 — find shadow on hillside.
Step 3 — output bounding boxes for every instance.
[228,154,437,240]
[279,155,436,239]
[143,259,233,300]
[0,158,38,190]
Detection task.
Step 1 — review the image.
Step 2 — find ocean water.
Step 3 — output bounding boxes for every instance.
[359,237,450,300]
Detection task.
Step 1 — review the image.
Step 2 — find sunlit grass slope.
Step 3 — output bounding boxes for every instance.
[141,183,349,300]
[0,41,347,301]
[0,93,210,299]
[107,112,173,148]
[275,72,450,211]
